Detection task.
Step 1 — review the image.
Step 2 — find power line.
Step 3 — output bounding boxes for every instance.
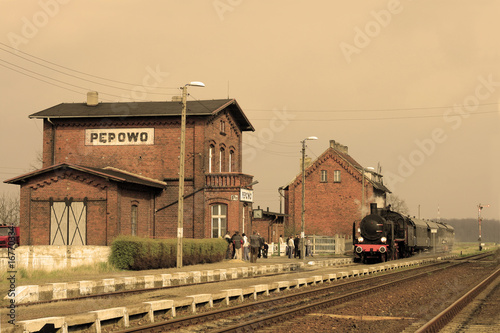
[246,102,500,113]
[249,110,498,121]
[0,42,178,91]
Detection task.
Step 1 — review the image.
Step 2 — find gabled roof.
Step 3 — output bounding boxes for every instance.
[282,146,391,193]
[29,99,255,132]
[4,163,166,189]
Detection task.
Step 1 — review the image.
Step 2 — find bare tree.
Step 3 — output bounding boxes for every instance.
[386,194,409,215]
[0,192,20,226]
[29,150,43,171]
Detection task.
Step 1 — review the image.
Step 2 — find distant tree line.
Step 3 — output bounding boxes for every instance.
[443,218,500,243]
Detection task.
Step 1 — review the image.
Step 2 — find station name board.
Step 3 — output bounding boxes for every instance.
[85,128,154,146]
[240,189,254,202]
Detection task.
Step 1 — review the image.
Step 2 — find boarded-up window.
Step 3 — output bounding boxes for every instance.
[50,199,86,245]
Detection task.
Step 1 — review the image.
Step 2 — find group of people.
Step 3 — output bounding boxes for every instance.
[224,230,268,263]
[285,235,314,259]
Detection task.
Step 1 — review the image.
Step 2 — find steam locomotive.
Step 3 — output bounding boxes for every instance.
[353,204,454,263]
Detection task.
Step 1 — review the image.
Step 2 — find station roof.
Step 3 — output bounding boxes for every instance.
[4,163,167,189]
[29,98,255,132]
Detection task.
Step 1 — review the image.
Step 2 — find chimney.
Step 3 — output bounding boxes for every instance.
[329,140,348,154]
[86,91,99,106]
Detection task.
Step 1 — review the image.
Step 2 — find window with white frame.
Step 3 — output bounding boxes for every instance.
[320,170,327,182]
[211,204,227,238]
[229,150,233,172]
[334,170,341,183]
[209,145,214,173]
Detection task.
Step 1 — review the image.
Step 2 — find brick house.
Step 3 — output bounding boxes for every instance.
[250,207,285,244]
[5,95,256,245]
[282,140,390,237]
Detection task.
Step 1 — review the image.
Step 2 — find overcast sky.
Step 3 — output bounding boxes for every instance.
[1,1,499,221]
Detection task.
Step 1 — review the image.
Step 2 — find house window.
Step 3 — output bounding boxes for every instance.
[211,204,227,238]
[320,170,328,182]
[131,205,138,236]
[219,147,225,172]
[229,150,234,172]
[220,120,226,134]
[334,170,341,183]
[209,145,214,173]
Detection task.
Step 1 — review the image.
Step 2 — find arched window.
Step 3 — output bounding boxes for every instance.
[131,204,138,236]
[208,144,214,173]
[229,150,234,172]
[219,147,225,172]
[211,204,227,238]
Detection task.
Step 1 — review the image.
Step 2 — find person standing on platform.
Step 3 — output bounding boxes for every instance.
[232,231,243,260]
[287,236,294,259]
[224,231,232,259]
[293,234,300,258]
[242,233,249,261]
[250,231,260,263]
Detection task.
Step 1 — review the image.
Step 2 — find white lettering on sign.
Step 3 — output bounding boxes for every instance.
[85,128,154,146]
[240,188,253,202]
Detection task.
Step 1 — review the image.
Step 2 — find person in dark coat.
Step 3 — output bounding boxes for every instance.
[294,235,300,258]
[249,231,261,263]
[231,231,243,260]
[258,233,264,258]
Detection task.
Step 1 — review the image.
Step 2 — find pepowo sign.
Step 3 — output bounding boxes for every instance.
[85,128,154,146]
[240,188,253,202]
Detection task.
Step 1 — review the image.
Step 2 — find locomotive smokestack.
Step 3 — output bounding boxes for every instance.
[370,203,378,215]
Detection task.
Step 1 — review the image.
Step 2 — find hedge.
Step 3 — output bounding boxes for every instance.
[109,236,227,270]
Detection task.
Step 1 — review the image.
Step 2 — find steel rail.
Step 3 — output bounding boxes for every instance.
[116,261,454,333]
[415,267,500,333]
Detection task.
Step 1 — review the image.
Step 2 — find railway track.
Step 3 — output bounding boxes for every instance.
[416,267,500,333]
[10,262,327,308]
[115,261,458,333]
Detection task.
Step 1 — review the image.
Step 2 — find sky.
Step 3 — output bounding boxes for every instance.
[1,0,499,221]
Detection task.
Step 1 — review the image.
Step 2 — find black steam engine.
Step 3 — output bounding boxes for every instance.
[353,203,454,263]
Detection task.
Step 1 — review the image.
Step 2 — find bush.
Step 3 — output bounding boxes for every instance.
[109,236,227,270]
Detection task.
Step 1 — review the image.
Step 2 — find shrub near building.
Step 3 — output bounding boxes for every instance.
[109,236,227,270]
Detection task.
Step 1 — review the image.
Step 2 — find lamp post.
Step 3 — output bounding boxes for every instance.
[177,81,205,268]
[300,136,318,259]
[477,203,489,251]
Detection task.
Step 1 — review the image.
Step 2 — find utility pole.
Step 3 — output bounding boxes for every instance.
[177,82,204,268]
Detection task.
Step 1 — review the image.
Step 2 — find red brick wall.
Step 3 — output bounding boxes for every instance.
[19,169,109,245]
[28,107,252,244]
[285,151,375,237]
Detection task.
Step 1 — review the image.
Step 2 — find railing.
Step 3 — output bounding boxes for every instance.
[205,173,254,188]
[268,235,352,256]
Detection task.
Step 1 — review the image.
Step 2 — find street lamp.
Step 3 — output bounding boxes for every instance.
[177,81,205,268]
[300,136,318,259]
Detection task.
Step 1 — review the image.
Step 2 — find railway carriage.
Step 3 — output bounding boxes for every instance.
[353,203,454,263]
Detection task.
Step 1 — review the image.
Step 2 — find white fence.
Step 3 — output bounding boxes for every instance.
[268,235,352,256]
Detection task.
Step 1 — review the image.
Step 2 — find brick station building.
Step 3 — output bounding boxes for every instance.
[5,95,256,246]
[282,140,391,238]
